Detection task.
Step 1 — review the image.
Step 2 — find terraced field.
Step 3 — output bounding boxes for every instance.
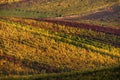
[0,17,120,79]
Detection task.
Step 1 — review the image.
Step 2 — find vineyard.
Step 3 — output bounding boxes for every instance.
[0,0,119,18]
[0,17,120,79]
[0,0,120,79]
[36,19,120,35]
[0,0,119,29]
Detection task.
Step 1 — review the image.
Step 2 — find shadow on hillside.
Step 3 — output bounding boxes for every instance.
[35,65,120,80]
[67,4,120,20]
[0,54,66,75]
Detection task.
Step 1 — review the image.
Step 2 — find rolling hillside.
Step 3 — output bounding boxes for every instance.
[0,0,120,79]
[0,17,120,79]
[0,0,119,28]
[62,3,120,29]
[0,0,119,18]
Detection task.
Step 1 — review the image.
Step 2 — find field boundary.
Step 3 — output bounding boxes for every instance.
[34,18,120,36]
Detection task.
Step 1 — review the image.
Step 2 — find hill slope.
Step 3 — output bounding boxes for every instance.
[0,17,120,78]
[61,3,120,29]
[0,0,119,28]
[0,0,119,18]
[0,0,120,79]
[1,65,120,80]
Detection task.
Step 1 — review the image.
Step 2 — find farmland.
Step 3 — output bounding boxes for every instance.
[62,3,120,29]
[0,0,119,18]
[0,17,120,79]
[0,0,120,28]
[0,0,120,80]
